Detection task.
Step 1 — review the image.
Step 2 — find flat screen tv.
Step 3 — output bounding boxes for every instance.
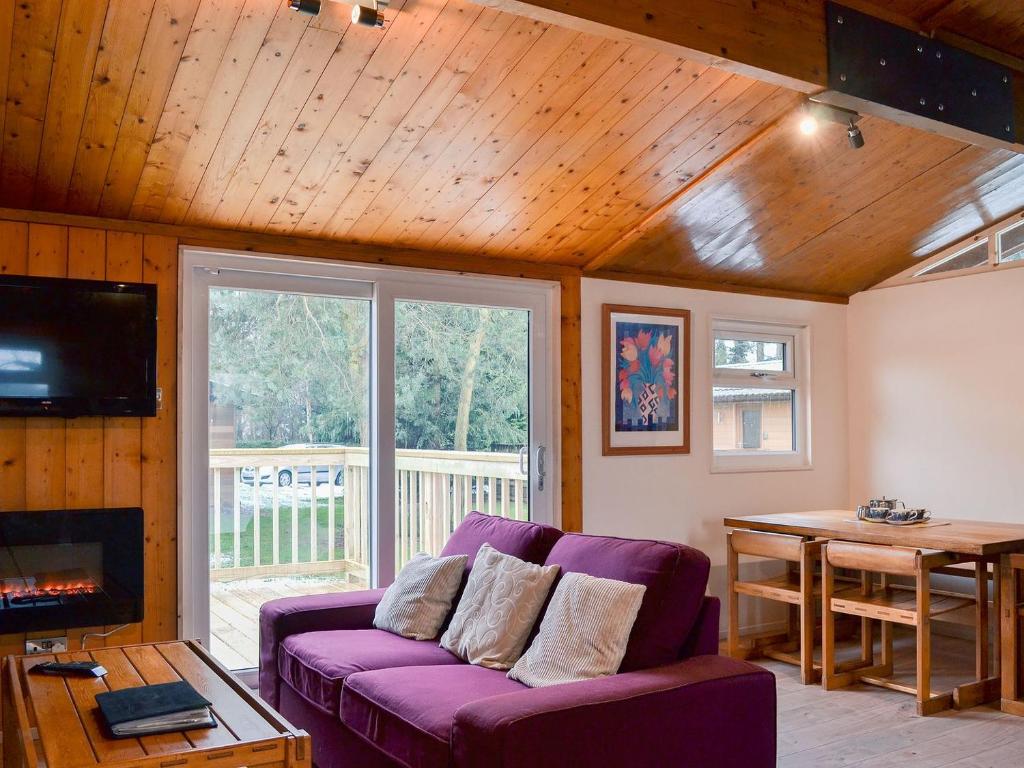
[0,275,157,417]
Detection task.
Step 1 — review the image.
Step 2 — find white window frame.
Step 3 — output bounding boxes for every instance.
[179,247,560,650]
[875,209,1024,289]
[710,318,811,473]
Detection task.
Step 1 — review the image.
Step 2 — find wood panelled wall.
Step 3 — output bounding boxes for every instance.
[0,220,178,657]
[0,207,584,663]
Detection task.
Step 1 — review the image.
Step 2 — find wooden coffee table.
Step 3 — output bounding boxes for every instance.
[2,640,310,768]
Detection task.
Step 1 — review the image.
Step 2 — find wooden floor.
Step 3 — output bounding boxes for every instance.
[767,629,1024,767]
[210,574,365,671]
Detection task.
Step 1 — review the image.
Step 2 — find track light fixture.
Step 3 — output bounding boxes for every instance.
[847,120,865,149]
[289,0,321,14]
[352,0,389,27]
[799,100,865,149]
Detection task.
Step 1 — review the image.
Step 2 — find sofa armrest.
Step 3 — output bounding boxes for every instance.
[258,588,386,707]
[679,595,721,658]
[452,655,775,768]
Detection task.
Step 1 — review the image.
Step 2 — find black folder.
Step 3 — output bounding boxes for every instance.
[95,681,216,738]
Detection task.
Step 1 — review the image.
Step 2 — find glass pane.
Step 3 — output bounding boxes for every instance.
[713,388,795,452]
[394,302,530,570]
[916,240,988,276]
[714,337,786,372]
[208,289,370,670]
[998,221,1024,264]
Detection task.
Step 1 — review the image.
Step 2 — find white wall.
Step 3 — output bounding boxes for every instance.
[580,279,849,622]
[848,268,1024,521]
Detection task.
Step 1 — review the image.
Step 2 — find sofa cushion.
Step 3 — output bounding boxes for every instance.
[543,533,710,671]
[342,665,526,768]
[440,512,562,570]
[373,552,467,640]
[279,629,462,716]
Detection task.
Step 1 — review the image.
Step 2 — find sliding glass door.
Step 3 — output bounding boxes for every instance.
[181,250,557,671]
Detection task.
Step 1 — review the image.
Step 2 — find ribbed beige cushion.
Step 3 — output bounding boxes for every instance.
[373,552,468,640]
[507,572,645,688]
[440,543,560,670]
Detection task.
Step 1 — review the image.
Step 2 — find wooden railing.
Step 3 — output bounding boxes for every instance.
[208,447,527,578]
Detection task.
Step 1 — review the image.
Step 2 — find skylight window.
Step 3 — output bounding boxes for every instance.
[914,240,988,277]
[998,221,1024,264]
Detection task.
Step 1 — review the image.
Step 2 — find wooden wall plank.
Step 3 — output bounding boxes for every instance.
[24,225,68,510]
[34,0,110,210]
[0,1,17,160]
[0,220,29,514]
[141,234,179,642]
[559,274,582,533]
[0,1,62,207]
[65,228,106,510]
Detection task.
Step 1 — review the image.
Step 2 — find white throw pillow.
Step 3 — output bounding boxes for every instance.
[440,543,560,670]
[373,552,468,640]
[507,572,645,688]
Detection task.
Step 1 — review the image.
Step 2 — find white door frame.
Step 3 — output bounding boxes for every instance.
[178,247,560,645]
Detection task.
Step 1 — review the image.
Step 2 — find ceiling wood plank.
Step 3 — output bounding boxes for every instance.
[206,15,356,226]
[467,0,828,92]
[34,0,110,211]
[485,67,743,257]
[320,7,516,240]
[261,0,453,234]
[65,0,159,214]
[234,8,397,231]
[339,14,552,241]
[391,34,631,247]
[98,0,204,218]
[182,9,325,225]
[155,0,285,223]
[562,87,802,266]
[293,0,488,236]
[334,21,579,241]
[129,0,249,221]
[0,3,15,173]
[0,0,63,207]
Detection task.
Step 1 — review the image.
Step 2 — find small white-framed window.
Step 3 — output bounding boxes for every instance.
[998,220,1024,264]
[711,318,810,473]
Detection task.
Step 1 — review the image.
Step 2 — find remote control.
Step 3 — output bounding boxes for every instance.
[29,661,108,678]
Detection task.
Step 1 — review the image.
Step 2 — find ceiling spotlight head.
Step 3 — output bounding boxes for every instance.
[799,114,818,136]
[288,0,321,14]
[847,121,865,149]
[352,3,385,26]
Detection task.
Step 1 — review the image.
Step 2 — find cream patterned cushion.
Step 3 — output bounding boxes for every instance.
[373,552,468,640]
[507,572,646,688]
[440,543,560,670]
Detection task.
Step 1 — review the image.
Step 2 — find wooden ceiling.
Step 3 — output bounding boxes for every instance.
[0,0,1022,299]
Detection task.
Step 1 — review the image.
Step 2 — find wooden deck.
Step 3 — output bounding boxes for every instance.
[768,628,1024,766]
[210,573,366,671]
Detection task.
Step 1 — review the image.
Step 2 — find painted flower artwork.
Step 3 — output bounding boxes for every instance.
[615,322,679,432]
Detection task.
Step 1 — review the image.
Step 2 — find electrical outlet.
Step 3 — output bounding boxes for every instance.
[25,636,68,655]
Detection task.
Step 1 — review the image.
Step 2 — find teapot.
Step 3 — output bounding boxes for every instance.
[856,497,905,521]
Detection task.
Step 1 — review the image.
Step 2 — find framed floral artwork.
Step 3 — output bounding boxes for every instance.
[602,304,690,456]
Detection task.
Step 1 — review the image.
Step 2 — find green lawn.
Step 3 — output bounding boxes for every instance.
[210,496,347,568]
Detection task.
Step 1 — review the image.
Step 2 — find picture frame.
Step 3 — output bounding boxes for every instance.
[602,304,691,456]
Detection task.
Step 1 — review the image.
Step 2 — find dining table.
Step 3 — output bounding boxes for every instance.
[723,509,1024,713]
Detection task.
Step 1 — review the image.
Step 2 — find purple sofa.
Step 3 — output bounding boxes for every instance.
[259,513,776,768]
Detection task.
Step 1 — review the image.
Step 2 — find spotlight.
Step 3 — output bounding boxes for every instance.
[799,115,818,135]
[288,0,321,14]
[847,121,865,149]
[352,3,384,26]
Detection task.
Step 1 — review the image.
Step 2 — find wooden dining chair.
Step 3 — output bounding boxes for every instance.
[1000,553,1024,716]
[727,530,824,684]
[821,540,981,715]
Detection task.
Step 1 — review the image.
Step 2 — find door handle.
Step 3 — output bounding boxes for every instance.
[535,446,546,492]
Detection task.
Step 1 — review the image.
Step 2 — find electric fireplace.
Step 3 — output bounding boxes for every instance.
[0,508,143,634]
